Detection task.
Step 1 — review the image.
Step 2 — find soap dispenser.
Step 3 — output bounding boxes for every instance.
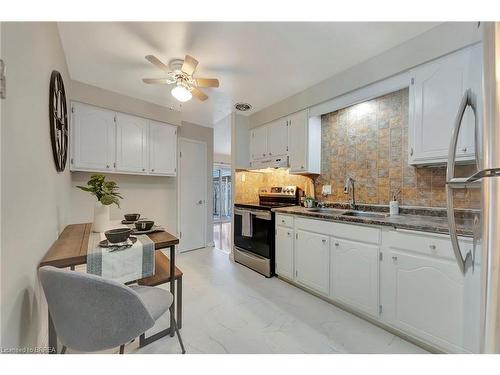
[390,190,400,217]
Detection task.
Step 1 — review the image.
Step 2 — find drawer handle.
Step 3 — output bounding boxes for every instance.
[334,242,339,247]
[429,244,436,250]
[281,219,286,223]
[322,239,327,244]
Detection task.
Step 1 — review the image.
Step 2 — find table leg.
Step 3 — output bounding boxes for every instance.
[48,311,58,354]
[177,277,182,329]
[169,245,175,337]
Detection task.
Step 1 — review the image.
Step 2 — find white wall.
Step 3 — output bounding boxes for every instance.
[249,22,481,127]
[1,22,72,349]
[213,113,231,158]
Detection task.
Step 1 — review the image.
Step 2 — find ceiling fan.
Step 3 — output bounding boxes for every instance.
[142,54,219,102]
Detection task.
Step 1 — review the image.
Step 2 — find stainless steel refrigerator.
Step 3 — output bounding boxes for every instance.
[446,22,500,353]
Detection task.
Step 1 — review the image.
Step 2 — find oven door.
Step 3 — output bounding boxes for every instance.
[234,208,273,259]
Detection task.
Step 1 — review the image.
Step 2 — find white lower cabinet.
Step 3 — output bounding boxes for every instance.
[275,226,294,280]
[380,230,479,353]
[275,215,480,353]
[295,230,330,295]
[331,238,380,317]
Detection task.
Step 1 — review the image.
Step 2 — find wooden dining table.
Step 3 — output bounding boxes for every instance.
[39,222,180,354]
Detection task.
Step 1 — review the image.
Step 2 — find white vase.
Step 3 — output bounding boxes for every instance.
[93,203,110,233]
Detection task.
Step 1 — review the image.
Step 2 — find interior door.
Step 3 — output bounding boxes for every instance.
[115,113,148,173]
[71,102,115,172]
[149,121,177,175]
[179,138,207,252]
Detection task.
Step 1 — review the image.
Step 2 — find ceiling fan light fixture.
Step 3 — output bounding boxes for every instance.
[171,84,192,102]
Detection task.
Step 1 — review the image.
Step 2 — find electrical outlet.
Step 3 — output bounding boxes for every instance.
[241,174,246,182]
[322,185,332,196]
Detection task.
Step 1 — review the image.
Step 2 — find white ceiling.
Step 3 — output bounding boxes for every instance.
[58,22,439,127]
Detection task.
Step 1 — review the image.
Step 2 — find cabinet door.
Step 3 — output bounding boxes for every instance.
[71,102,116,172]
[275,226,294,280]
[288,110,308,172]
[295,230,330,295]
[382,248,466,352]
[250,126,268,161]
[115,113,149,173]
[409,47,477,165]
[149,121,177,176]
[267,119,288,157]
[331,239,380,317]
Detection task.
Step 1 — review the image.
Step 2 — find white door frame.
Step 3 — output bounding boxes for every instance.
[177,137,208,252]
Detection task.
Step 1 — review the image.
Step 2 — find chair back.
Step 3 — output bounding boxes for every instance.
[39,266,155,352]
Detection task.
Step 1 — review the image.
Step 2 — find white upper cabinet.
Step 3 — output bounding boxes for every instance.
[149,121,177,176]
[70,102,116,172]
[250,126,268,161]
[288,110,321,174]
[116,113,149,174]
[331,238,380,317]
[408,44,482,165]
[267,119,288,157]
[70,102,177,177]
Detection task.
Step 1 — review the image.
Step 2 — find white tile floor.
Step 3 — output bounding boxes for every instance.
[120,247,428,354]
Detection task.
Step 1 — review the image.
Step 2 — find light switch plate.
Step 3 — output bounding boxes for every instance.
[322,185,332,195]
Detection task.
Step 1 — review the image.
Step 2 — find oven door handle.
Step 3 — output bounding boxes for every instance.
[234,208,272,220]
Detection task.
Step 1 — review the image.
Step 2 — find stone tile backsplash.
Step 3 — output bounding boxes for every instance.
[314,88,480,209]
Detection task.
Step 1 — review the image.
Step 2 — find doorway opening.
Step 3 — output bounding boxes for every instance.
[213,164,231,253]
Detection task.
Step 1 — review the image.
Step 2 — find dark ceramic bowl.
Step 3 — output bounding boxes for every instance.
[105,228,132,243]
[124,213,140,221]
[135,220,154,231]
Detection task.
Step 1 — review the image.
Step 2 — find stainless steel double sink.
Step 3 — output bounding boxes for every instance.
[306,207,390,219]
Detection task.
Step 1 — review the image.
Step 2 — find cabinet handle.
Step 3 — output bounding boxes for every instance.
[392,256,398,262]
[287,232,291,236]
[113,162,116,168]
[334,242,339,246]
[151,169,155,172]
[262,153,266,157]
[410,148,414,156]
[106,165,110,169]
[462,147,467,152]
[429,244,436,250]
[301,166,305,169]
[322,239,327,244]
[281,219,285,223]
[269,152,272,156]
[142,168,145,171]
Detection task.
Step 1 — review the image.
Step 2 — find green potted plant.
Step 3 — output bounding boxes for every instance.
[77,174,123,232]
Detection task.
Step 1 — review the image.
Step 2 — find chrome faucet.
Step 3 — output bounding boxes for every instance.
[343,177,356,210]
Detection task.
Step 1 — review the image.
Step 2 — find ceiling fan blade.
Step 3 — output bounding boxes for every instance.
[142,78,172,84]
[182,55,199,75]
[195,78,220,88]
[191,87,208,101]
[145,55,170,72]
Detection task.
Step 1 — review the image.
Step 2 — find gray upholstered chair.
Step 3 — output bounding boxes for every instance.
[39,266,185,354]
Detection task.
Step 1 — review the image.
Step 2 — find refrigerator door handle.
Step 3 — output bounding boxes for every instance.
[446,88,476,275]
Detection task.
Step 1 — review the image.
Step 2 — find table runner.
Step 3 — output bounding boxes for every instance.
[87,234,155,284]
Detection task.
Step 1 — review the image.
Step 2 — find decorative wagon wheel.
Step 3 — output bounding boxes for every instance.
[49,71,68,172]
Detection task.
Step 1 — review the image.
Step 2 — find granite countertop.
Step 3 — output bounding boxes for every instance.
[272,205,477,237]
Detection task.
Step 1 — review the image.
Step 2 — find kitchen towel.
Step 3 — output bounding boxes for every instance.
[241,211,253,237]
[87,234,155,284]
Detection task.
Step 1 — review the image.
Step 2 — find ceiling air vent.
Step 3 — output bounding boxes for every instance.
[234,102,252,112]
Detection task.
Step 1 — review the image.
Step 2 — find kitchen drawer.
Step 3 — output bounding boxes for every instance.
[294,217,380,245]
[382,229,473,261]
[276,214,294,228]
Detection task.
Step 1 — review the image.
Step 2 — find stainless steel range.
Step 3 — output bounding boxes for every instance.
[233,186,302,277]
